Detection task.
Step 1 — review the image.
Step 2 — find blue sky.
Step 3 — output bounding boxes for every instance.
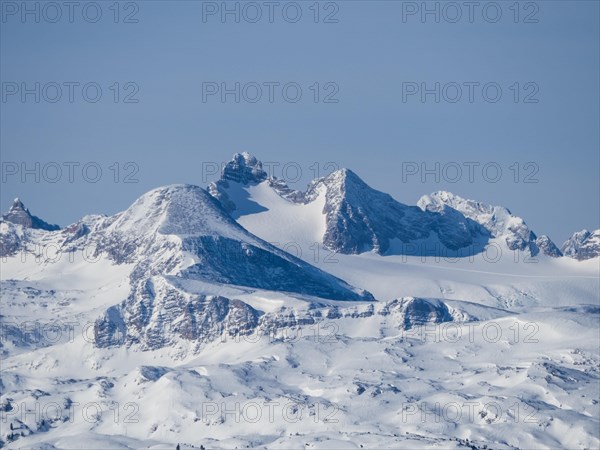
[1,0,598,244]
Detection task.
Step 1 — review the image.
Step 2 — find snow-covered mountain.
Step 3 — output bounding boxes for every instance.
[305,169,487,255]
[209,153,564,258]
[0,199,63,259]
[562,229,600,260]
[417,191,563,257]
[210,153,486,255]
[3,185,371,301]
[100,185,371,299]
[1,155,598,449]
[2,185,375,353]
[93,185,377,350]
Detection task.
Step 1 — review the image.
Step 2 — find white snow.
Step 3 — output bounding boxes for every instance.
[230,180,328,250]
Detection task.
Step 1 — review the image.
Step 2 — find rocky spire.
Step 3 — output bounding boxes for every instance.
[2,198,60,231]
[221,152,268,184]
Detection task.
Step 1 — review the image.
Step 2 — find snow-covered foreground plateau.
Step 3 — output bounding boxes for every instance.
[1,153,599,449]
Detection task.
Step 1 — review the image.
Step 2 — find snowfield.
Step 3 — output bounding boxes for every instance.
[1,153,598,449]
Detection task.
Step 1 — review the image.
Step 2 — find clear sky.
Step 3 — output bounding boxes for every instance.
[1,0,598,244]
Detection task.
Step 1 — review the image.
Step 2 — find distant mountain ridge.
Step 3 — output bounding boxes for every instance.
[1,155,599,450]
[209,152,577,259]
[2,153,597,266]
[209,153,487,255]
[0,156,598,361]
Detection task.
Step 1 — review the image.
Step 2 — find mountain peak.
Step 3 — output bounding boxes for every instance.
[222,152,268,184]
[325,167,360,182]
[316,168,370,197]
[11,197,24,209]
[2,198,60,231]
[562,229,600,260]
[106,183,243,239]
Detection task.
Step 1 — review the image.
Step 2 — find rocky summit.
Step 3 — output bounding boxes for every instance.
[1,198,60,231]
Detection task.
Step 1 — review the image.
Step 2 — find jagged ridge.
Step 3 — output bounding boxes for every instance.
[209,153,566,257]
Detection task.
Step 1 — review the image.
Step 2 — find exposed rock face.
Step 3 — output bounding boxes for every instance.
[418,191,561,257]
[2,198,59,231]
[309,169,485,254]
[208,153,270,214]
[0,199,63,257]
[562,230,600,260]
[208,152,306,215]
[535,235,563,257]
[95,278,263,350]
[221,152,268,184]
[207,180,237,215]
[0,211,103,258]
[394,297,454,329]
[0,200,66,257]
[95,295,495,351]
